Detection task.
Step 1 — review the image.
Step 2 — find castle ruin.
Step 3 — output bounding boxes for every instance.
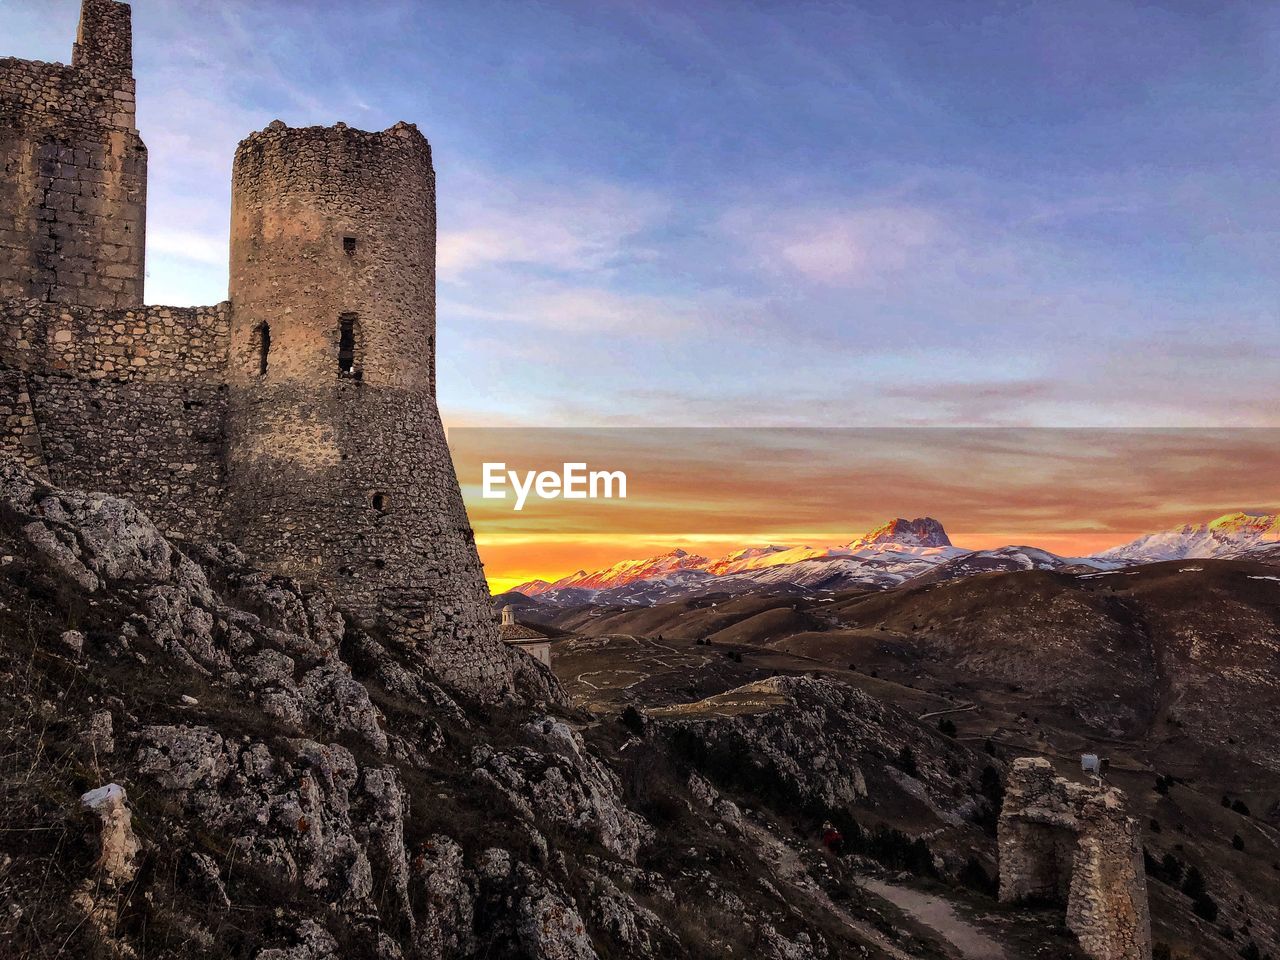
[1,0,514,697]
[999,757,1152,960]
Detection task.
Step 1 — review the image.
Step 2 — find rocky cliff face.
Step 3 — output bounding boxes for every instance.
[0,464,1035,959]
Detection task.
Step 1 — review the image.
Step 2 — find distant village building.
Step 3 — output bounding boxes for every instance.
[499,605,552,668]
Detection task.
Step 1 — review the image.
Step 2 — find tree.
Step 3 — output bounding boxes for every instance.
[896,746,919,777]
[938,718,957,737]
[1192,893,1219,923]
[1232,834,1245,851]
[1181,865,1206,899]
[620,705,646,736]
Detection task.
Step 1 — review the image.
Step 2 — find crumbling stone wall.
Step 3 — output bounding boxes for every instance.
[0,0,146,309]
[0,369,48,478]
[0,299,231,539]
[999,757,1152,960]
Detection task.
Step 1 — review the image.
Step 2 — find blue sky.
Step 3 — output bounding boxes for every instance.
[7,0,1278,428]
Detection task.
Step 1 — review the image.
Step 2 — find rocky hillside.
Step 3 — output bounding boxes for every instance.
[544,567,1280,960]
[0,464,1092,959]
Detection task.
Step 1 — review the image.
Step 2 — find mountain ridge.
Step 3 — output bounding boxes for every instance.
[509,511,1280,607]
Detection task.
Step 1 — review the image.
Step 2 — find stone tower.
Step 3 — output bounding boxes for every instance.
[224,121,510,695]
[999,758,1152,960]
[0,0,147,309]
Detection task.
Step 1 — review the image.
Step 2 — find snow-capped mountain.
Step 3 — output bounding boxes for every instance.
[849,517,950,551]
[506,510,1280,610]
[701,545,792,576]
[515,549,709,596]
[1094,512,1280,564]
[511,518,963,602]
[908,545,1078,586]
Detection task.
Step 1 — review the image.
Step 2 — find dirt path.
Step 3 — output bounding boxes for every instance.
[742,821,918,960]
[919,702,978,721]
[856,877,1008,960]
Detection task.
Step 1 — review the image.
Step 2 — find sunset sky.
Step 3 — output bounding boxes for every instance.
[452,428,1280,591]
[8,1,1278,588]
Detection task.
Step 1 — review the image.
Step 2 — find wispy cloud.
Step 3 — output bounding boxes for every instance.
[439,177,668,277]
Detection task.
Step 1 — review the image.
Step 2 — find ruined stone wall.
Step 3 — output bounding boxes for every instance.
[0,4,517,701]
[999,757,1152,960]
[0,299,231,539]
[225,122,511,697]
[0,0,146,310]
[0,369,49,479]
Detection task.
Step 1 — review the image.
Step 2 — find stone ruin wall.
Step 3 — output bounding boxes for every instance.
[0,299,232,540]
[0,0,146,310]
[999,757,1152,960]
[0,0,519,701]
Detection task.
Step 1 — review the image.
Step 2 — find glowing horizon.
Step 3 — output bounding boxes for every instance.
[450,427,1280,592]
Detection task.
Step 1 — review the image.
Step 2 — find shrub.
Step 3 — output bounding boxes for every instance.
[895,746,919,778]
[859,826,935,876]
[620,705,645,736]
[1181,865,1206,899]
[958,856,997,896]
[937,718,957,737]
[1192,893,1219,923]
[1232,834,1245,851]
[1231,799,1251,816]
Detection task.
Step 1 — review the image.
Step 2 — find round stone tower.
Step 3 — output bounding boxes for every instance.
[225,121,510,696]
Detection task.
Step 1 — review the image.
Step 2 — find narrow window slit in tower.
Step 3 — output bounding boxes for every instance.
[343,236,357,256]
[372,492,386,513]
[338,314,357,375]
[257,322,270,376]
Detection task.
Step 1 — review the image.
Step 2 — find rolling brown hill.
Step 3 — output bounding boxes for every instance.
[542,559,1280,960]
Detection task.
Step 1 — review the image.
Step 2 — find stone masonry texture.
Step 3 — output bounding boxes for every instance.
[998,757,1152,960]
[0,0,146,309]
[0,0,517,700]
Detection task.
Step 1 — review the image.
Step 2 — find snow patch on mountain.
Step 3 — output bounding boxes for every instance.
[1095,512,1280,563]
[512,517,959,599]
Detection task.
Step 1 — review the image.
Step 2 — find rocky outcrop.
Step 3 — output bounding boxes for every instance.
[473,718,653,862]
[80,783,141,886]
[651,675,978,822]
[998,757,1151,960]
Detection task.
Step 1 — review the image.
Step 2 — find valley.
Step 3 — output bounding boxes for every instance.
[513,554,1280,960]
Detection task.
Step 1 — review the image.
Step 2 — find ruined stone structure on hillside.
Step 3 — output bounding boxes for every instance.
[0,0,514,697]
[998,757,1152,960]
